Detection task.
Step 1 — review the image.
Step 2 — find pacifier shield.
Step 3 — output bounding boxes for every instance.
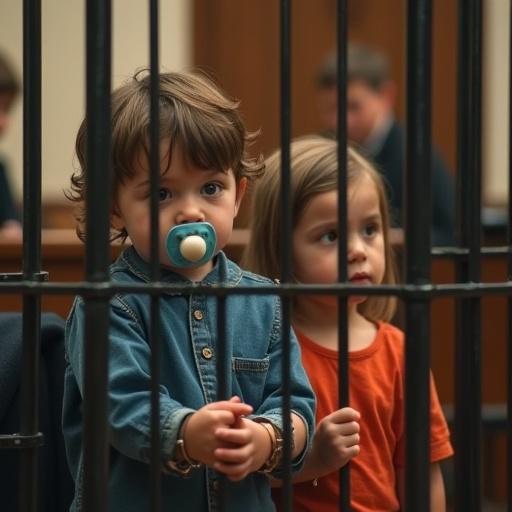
[165,222,217,268]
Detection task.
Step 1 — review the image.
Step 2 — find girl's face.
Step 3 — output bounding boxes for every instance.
[292,173,386,307]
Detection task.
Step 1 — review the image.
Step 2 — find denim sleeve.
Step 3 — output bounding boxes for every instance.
[65,298,195,466]
[251,298,316,478]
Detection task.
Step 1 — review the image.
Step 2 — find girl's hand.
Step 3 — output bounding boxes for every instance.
[183,397,253,466]
[212,417,271,481]
[310,407,360,475]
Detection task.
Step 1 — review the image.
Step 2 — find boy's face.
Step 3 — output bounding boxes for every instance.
[347,80,391,145]
[317,80,393,144]
[112,142,247,281]
[0,92,15,138]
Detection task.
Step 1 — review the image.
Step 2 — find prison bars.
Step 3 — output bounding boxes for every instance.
[455,1,483,510]
[509,3,512,508]
[19,0,42,511]
[82,1,112,510]
[0,0,503,511]
[148,1,162,511]
[404,1,433,510]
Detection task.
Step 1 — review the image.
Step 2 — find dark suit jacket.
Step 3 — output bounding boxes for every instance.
[0,159,19,226]
[370,120,455,246]
[0,313,74,512]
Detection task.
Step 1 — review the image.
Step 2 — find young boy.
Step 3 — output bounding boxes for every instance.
[63,71,315,511]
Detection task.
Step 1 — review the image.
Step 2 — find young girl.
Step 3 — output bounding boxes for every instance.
[243,136,453,511]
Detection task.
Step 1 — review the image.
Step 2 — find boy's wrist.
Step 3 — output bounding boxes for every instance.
[167,413,203,477]
[253,418,284,475]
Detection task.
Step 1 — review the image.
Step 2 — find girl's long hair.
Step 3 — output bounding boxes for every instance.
[242,135,397,322]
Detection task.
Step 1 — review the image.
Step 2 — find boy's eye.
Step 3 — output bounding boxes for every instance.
[201,182,222,196]
[158,188,172,202]
[320,230,337,244]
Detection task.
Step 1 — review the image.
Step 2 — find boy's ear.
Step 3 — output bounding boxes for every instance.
[234,177,248,217]
[110,203,125,231]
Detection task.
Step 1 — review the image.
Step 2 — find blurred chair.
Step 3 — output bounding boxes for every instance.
[0,312,74,512]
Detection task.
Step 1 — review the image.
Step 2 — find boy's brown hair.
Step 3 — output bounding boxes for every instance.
[317,43,390,92]
[69,70,264,242]
[243,135,397,323]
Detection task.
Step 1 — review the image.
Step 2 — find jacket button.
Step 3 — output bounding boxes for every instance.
[212,479,220,492]
[202,347,213,359]
[193,310,204,320]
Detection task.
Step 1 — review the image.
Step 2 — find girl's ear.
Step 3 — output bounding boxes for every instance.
[234,177,248,217]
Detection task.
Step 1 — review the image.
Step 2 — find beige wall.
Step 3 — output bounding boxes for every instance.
[0,0,191,202]
[483,0,510,207]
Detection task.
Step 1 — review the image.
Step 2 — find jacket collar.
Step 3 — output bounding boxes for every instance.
[117,245,242,287]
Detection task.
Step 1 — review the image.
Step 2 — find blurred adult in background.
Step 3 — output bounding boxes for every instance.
[317,43,455,246]
[0,52,22,242]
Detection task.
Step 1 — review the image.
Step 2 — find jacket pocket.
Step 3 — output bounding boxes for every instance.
[231,356,270,408]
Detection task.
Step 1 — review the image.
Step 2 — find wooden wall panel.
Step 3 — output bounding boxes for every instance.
[194,0,457,170]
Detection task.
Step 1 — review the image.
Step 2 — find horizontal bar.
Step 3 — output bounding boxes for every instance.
[0,272,48,282]
[0,432,44,450]
[1,281,512,298]
[431,246,512,258]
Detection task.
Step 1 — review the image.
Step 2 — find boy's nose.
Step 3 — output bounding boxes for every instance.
[175,201,205,225]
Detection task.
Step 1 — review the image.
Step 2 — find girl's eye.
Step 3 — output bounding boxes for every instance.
[320,230,337,244]
[363,223,378,237]
[158,188,172,202]
[201,182,222,196]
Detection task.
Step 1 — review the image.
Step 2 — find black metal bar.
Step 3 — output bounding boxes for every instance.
[0,433,44,449]
[405,0,432,510]
[83,1,112,511]
[507,1,512,508]
[19,1,42,510]
[215,264,229,512]
[148,1,161,510]
[336,1,350,510]
[279,0,292,509]
[455,0,482,510]
[5,279,512,299]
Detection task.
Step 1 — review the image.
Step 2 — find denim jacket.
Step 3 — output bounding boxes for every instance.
[62,247,315,512]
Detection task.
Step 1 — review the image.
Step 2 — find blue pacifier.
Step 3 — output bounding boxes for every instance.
[165,222,217,268]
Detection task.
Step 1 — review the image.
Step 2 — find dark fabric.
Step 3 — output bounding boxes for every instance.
[0,159,20,225]
[370,120,455,246]
[0,313,74,512]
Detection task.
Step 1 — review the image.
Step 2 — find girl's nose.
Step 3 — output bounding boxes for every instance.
[348,235,366,263]
[175,199,205,225]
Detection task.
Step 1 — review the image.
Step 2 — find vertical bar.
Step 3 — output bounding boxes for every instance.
[404,0,432,510]
[508,3,512,508]
[148,0,161,510]
[215,266,229,512]
[83,1,112,511]
[279,1,292,510]
[216,268,230,403]
[336,1,350,510]
[20,1,42,510]
[455,0,482,510]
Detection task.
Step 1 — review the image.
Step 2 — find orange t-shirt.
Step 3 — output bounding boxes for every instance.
[274,321,453,512]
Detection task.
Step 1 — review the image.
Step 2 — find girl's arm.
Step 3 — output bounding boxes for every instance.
[271,407,360,486]
[396,462,446,512]
[430,462,446,512]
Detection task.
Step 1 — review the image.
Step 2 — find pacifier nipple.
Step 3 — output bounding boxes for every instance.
[180,235,207,262]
